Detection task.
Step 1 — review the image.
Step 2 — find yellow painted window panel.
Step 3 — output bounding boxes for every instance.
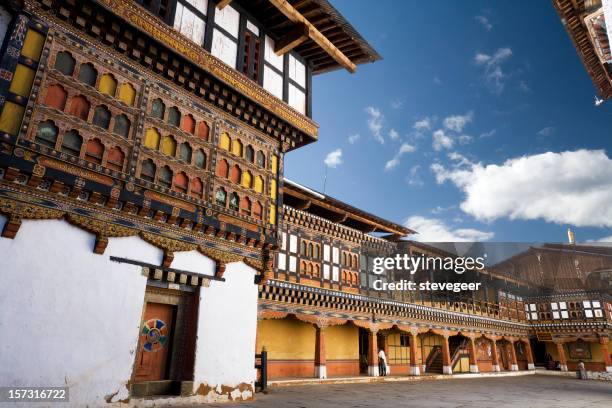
[118,83,136,106]
[9,64,35,97]
[99,74,117,96]
[241,171,252,188]
[161,135,177,156]
[219,132,230,150]
[271,155,278,173]
[21,30,45,61]
[231,139,243,156]
[270,179,277,199]
[254,176,263,193]
[269,204,276,225]
[0,102,25,135]
[144,128,160,149]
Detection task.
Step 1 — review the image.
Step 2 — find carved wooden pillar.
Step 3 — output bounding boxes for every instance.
[491,339,500,372]
[367,329,379,377]
[441,335,452,375]
[409,332,420,376]
[555,341,568,372]
[509,341,519,371]
[314,325,327,379]
[468,337,479,373]
[523,339,535,370]
[599,337,612,373]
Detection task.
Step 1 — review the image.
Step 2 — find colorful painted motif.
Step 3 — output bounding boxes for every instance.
[140,318,169,352]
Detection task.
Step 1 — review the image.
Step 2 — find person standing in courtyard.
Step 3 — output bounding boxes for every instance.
[378,348,387,376]
[577,361,587,380]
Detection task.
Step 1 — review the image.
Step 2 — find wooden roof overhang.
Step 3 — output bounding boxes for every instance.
[553,0,612,99]
[224,0,381,74]
[282,179,412,236]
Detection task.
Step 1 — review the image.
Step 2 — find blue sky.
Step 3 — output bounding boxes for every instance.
[283,0,612,243]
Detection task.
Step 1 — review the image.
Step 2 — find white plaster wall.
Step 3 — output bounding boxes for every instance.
[0,217,162,406]
[191,261,259,397]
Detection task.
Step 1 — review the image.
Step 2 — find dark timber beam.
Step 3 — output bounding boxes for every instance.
[216,0,233,9]
[275,23,310,55]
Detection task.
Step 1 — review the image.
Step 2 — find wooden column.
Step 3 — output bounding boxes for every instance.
[599,337,612,373]
[555,341,568,372]
[314,326,327,379]
[468,337,479,373]
[509,341,519,371]
[409,332,420,376]
[367,329,379,376]
[523,339,535,370]
[491,339,501,372]
[441,335,452,375]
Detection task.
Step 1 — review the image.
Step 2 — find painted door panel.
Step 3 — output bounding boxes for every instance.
[134,302,175,382]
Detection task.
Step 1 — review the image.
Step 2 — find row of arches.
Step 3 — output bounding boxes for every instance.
[218,132,267,169]
[342,252,359,270]
[300,240,321,260]
[215,158,265,194]
[54,50,136,106]
[143,128,207,170]
[149,98,210,140]
[44,84,131,138]
[35,120,126,172]
[341,270,359,286]
[214,187,263,220]
[139,159,205,198]
[300,260,321,279]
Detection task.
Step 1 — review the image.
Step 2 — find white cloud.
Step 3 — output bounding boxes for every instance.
[390,99,404,109]
[537,126,555,137]
[475,15,493,31]
[365,106,384,144]
[405,216,494,242]
[348,133,361,144]
[443,111,473,132]
[407,165,423,186]
[431,149,612,227]
[479,129,496,139]
[458,135,473,145]
[473,47,513,94]
[389,128,400,140]
[432,129,454,151]
[324,148,343,168]
[385,143,416,171]
[414,117,432,131]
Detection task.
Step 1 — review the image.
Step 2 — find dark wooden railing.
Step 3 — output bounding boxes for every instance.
[255,349,268,392]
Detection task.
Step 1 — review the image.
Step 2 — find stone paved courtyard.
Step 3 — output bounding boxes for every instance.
[206,375,612,408]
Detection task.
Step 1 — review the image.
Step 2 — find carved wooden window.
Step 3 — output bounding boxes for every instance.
[253,201,262,220]
[92,105,111,129]
[144,128,161,150]
[197,121,209,140]
[229,164,241,184]
[44,84,67,111]
[78,63,97,86]
[229,192,239,211]
[68,95,90,121]
[99,73,117,97]
[35,120,58,148]
[219,132,231,150]
[159,166,173,188]
[118,83,136,106]
[240,196,251,216]
[140,159,156,182]
[215,187,227,206]
[256,150,265,168]
[107,147,125,172]
[194,149,206,169]
[301,241,307,256]
[242,30,261,82]
[54,51,75,76]
[241,170,252,189]
[173,0,207,45]
[231,138,243,156]
[174,171,189,193]
[211,5,239,68]
[85,138,104,164]
[61,130,82,157]
[113,114,131,137]
[216,158,229,178]
[254,175,264,193]
[181,113,196,134]
[179,142,192,163]
[168,107,181,127]
[270,179,277,199]
[151,98,165,119]
[245,145,254,162]
[161,135,177,156]
[191,177,203,197]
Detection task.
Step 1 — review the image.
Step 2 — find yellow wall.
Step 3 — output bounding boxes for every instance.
[256,318,315,360]
[546,341,606,362]
[325,325,359,360]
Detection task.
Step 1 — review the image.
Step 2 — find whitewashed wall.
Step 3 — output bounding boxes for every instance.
[0,216,158,406]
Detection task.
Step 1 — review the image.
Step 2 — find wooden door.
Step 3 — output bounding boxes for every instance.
[134,302,175,382]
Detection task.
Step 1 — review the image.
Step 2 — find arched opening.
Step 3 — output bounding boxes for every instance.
[216,159,229,178]
[215,187,227,206]
[67,95,90,121]
[140,159,156,182]
[161,135,177,156]
[174,171,189,194]
[168,106,181,127]
[61,130,82,157]
[106,146,125,172]
[44,84,67,111]
[194,149,206,169]
[35,120,58,148]
[229,192,239,211]
[159,166,173,188]
[98,73,117,97]
[54,51,75,75]
[144,128,161,150]
[92,105,111,129]
[78,63,97,86]
[179,142,192,163]
[190,177,203,198]
[113,114,131,137]
[197,121,209,140]
[229,164,241,184]
[118,82,136,106]
[151,98,165,119]
[181,114,195,134]
[84,138,104,165]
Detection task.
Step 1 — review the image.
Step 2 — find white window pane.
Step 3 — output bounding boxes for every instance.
[561,310,569,319]
[531,312,538,320]
[289,256,297,272]
[289,234,297,253]
[264,36,284,71]
[585,309,593,318]
[594,309,603,317]
[246,20,259,35]
[550,303,558,310]
[552,311,560,319]
[174,5,205,45]
[583,300,591,308]
[211,28,237,68]
[524,304,529,311]
[559,302,567,309]
[332,266,339,281]
[289,54,306,87]
[288,83,306,114]
[281,232,287,250]
[263,66,283,99]
[214,4,239,38]
[332,247,339,264]
[592,301,601,308]
[277,253,286,270]
[323,245,330,262]
[529,304,536,311]
[186,0,208,11]
[323,264,330,280]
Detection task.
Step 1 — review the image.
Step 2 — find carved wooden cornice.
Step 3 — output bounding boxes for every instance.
[257,309,289,320]
[0,198,65,238]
